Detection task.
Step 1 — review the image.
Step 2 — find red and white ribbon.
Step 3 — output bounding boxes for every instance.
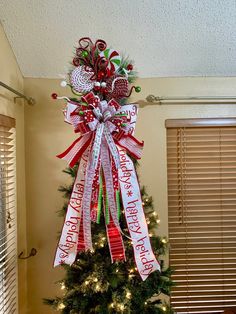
[54,95,159,280]
[118,147,160,280]
[54,150,89,266]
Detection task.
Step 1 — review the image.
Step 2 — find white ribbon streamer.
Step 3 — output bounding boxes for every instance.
[118,146,160,280]
[104,124,120,169]
[54,151,89,266]
[81,154,96,251]
[90,123,104,169]
[101,139,120,226]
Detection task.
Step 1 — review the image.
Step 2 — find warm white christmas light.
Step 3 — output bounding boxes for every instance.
[61,282,66,290]
[93,277,98,282]
[119,304,125,311]
[162,305,167,311]
[58,302,66,310]
[126,291,131,299]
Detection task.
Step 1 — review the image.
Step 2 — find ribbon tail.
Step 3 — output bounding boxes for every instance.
[118,146,160,281]
[54,150,89,266]
[90,123,104,169]
[77,213,85,251]
[81,150,97,251]
[101,140,119,226]
[57,132,92,167]
[106,214,126,262]
[91,160,102,222]
[116,134,144,159]
[104,124,120,169]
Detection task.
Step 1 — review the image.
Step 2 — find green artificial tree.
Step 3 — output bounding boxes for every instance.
[44,165,174,314]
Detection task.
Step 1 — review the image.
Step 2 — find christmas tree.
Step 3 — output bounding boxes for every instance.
[44,38,174,313]
[44,166,174,314]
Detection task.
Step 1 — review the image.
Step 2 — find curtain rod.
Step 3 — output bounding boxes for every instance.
[0,81,35,105]
[146,94,236,104]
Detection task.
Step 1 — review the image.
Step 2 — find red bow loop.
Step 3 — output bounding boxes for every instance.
[81,92,99,107]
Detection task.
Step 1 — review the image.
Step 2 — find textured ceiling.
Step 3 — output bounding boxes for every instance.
[0,0,236,78]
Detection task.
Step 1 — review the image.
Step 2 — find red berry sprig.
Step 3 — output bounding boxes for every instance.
[127,64,133,71]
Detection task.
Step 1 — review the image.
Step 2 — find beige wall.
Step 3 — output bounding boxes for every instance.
[0,24,27,313]
[24,76,236,313]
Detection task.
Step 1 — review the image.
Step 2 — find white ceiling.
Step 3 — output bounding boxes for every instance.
[0,0,236,78]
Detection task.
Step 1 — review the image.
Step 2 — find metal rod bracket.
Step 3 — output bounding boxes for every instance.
[0,81,36,105]
[14,96,36,105]
[18,248,37,259]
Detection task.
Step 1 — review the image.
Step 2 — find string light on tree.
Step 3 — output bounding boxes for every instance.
[161,238,168,244]
[162,305,167,312]
[57,302,66,310]
[119,303,125,311]
[126,291,131,299]
[60,282,66,290]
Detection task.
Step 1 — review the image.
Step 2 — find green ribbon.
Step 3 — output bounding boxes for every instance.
[116,190,121,221]
[96,175,103,224]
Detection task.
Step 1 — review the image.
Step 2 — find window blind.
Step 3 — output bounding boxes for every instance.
[166,118,236,314]
[0,115,17,314]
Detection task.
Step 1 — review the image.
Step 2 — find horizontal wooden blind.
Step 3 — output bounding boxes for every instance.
[166,118,236,314]
[0,115,17,314]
